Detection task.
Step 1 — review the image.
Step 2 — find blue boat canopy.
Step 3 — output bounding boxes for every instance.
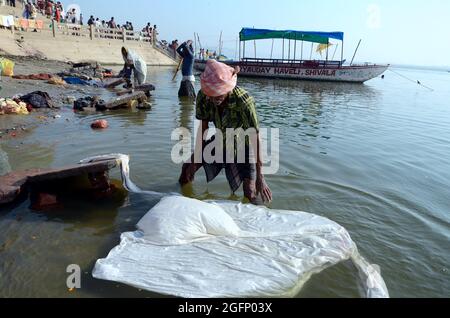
[239,28,344,44]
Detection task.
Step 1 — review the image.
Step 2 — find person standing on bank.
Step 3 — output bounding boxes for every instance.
[176,40,196,98]
[179,60,273,205]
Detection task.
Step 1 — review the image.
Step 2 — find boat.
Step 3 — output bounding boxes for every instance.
[195,28,389,83]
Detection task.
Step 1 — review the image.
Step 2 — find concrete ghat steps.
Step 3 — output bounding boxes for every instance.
[0,5,176,66]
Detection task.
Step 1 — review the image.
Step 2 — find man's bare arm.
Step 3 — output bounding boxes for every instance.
[255,133,273,203]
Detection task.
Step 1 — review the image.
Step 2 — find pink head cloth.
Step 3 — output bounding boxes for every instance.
[200,60,238,97]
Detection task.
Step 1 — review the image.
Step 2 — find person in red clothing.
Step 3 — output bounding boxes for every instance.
[55,5,61,23]
[45,0,53,18]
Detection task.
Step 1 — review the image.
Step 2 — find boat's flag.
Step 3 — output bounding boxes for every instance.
[316,43,334,56]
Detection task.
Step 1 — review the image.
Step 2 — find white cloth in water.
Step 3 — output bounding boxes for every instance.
[85,154,389,298]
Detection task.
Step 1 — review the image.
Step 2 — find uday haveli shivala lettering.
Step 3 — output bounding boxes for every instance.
[241,66,337,77]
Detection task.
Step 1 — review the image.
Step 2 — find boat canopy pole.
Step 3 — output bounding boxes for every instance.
[341,39,344,66]
[332,44,339,60]
[254,40,257,59]
[270,39,274,59]
[310,42,313,59]
[294,36,297,61]
[282,38,285,60]
[243,41,246,59]
[301,40,304,61]
[288,38,291,60]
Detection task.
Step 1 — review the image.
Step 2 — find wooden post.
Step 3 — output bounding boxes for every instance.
[350,39,362,66]
[90,24,94,40]
[194,32,197,58]
[218,31,223,58]
[52,19,56,38]
[122,27,126,43]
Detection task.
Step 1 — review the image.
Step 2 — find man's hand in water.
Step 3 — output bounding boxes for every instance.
[179,163,200,185]
[256,175,273,203]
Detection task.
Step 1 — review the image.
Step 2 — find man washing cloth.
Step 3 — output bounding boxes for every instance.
[179,60,273,204]
[119,47,147,88]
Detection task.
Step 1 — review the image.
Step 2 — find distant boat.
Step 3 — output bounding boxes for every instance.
[195,28,389,83]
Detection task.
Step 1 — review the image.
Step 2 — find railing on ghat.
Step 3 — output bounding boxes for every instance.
[2,17,178,62]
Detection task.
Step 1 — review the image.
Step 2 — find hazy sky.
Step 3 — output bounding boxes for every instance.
[69,0,450,66]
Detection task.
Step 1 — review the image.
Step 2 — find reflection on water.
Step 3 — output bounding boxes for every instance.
[177,97,196,129]
[0,145,11,175]
[2,141,55,172]
[1,66,450,298]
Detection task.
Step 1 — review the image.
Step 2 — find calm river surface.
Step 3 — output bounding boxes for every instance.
[0,66,449,297]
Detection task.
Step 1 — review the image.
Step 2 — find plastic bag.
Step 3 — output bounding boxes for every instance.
[0,58,15,77]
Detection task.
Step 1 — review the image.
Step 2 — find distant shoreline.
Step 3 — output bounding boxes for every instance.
[389,64,450,72]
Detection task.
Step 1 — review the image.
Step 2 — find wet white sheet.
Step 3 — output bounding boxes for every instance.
[83,154,389,298]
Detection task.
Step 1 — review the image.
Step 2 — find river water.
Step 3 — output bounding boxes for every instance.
[0,66,449,298]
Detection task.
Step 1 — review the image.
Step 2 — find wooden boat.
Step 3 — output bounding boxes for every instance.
[195,28,388,83]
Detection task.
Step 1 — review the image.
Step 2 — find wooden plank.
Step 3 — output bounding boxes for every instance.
[0,160,118,206]
[115,84,155,96]
[115,89,133,96]
[135,84,156,92]
[103,78,126,89]
[103,91,147,110]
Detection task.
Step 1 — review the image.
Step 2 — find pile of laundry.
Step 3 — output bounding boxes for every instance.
[11,62,115,87]
[0,99,29,115]
[67,62,114,79]
[0,91,55,115]
[13,73,67,86]
[73,96,106,111]
[56,62,115,87]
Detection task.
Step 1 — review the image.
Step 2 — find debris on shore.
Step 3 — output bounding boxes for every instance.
[0,98,29,115]
[91,120,109,130]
